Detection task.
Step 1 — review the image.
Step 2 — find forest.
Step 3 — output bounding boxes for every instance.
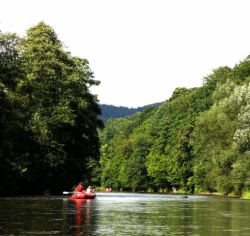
[0,22,103,195]
[1,23,250,198]
[98,59,250,198]
[100,103,161,121]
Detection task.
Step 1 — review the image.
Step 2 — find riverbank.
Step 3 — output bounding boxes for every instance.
[94,186,250,199]
[181,190,250,200]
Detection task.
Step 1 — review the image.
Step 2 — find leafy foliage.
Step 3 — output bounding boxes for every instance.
[0,23,102,195]
[99,57,250,197]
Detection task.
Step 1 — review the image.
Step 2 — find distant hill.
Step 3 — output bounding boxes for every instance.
[100,102,162,121]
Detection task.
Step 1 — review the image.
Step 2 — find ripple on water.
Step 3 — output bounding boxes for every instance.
[23,231,61,235]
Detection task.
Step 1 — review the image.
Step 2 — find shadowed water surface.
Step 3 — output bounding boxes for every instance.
[0,192,250,235]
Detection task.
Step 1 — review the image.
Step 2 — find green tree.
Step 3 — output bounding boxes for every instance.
[0,23,103,194]
[192,81,250,195]
[100,108,155,191]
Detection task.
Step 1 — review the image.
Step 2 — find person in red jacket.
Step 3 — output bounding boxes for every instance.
[75,183,84,193]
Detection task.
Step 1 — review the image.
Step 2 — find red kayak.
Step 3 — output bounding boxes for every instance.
[70,191,96,200]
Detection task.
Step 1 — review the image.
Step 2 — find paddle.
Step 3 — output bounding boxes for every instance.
[63,191,74,195]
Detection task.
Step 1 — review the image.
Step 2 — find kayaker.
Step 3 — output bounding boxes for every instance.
[75,183,84,193]
[105,187,112,192]
[86,186,94,193]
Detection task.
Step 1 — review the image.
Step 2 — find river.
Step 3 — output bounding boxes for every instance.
[0,192,250,235]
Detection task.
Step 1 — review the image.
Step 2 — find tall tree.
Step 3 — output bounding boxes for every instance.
[0,23,103,194]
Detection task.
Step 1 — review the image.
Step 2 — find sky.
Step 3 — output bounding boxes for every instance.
[1,0,250,107]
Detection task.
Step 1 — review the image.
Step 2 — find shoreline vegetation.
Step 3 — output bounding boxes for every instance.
[94,187,250,199]
[98,60,250,198]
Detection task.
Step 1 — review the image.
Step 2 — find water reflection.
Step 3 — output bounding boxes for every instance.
[0,197,66,235]
[0,194,250,235]
[75,199,87,236]
[92,194,250,236]
[67,198,96,236]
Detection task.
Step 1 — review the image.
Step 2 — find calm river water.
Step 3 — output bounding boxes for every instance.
[0,192,250,236]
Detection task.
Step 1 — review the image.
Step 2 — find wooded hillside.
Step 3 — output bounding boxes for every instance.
[100,103,162,121]
[98,59,250,197]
